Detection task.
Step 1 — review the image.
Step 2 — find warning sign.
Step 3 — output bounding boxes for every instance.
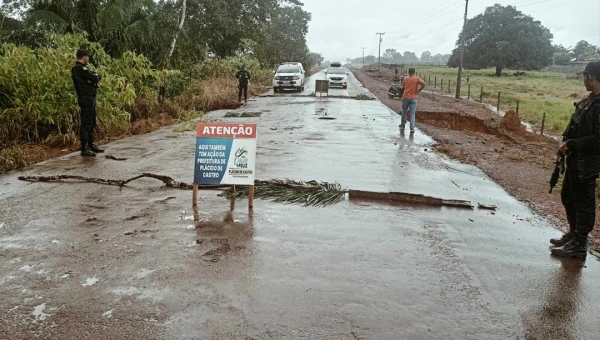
[193,123,257,185]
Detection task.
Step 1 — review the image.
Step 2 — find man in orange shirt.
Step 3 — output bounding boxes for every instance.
[400,68,426,133]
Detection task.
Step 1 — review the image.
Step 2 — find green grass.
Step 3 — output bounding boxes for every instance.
[0,146,29,173]
[414,67,585,133]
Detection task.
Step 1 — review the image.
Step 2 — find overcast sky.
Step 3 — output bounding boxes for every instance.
[302,0,600,61]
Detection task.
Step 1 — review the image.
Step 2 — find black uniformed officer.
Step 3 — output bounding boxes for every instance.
[72,49,103,157]
[551,61,600,259]
[236,65,251,103]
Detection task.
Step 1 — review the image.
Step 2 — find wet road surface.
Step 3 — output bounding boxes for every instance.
[265,69,368,97]
[1,71,600,339]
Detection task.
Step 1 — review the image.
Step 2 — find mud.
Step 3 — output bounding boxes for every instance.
[500,109,526,133]
[417,111,503,136]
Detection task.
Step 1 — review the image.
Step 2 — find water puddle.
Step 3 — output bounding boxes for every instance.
[19,265,34,272]
[81,276,99,287]
[110,287,167,302]
[134,268,155,280]
[103,310,113,318]
[32,303,51,321]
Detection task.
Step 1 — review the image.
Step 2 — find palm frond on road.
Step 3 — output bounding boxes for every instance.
[223,180,347,207]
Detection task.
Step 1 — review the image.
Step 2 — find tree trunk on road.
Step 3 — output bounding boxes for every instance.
[166,0,187,66]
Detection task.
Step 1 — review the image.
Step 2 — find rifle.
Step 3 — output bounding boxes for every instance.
[549,156,565,194]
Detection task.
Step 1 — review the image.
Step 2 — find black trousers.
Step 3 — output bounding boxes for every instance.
[78,96,97,148]
[561,160,597,236]
[238,83,248,101]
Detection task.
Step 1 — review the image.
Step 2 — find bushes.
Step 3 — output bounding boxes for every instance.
[0,146,28,173]
[0,34,272,159]
[164,72,192,99]
[0,34,157,147]
[187,56,272,85]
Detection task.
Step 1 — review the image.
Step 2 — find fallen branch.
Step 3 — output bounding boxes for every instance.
[19,175,477,209]
[478,203,498,210]
[105,155,128,161]
[18,173,229,190]
[348,190,473,209]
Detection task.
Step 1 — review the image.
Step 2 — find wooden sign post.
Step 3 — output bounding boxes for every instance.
[192,123,257,211]
[315,79,329,97]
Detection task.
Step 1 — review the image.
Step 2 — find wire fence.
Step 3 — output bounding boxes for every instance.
[380,62,448,69]
[543,64,586,74]
[410,70,553,136]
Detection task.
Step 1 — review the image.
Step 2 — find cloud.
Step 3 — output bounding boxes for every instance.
[302,0,600,60]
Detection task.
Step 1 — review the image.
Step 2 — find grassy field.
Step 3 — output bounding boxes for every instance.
[403,67,587,133]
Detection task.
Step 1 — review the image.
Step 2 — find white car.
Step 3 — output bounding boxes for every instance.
[325,68,348,89]
[273,63,305,93]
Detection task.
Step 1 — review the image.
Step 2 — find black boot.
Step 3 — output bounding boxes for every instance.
[89,144,104,153]
[551,234,588,259]
[81,145,97,157]
[550,232,573,247]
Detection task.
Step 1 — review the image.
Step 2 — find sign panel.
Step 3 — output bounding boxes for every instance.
[194,123,257,185]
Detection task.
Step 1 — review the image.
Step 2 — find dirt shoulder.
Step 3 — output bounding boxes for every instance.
[353,67,600,253]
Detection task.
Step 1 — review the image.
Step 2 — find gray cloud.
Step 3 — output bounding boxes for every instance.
[303,0,600,61]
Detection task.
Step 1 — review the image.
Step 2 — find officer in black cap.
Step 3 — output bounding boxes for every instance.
[72,49,103,156]
[236,65,251,103]
[551,61,600,259]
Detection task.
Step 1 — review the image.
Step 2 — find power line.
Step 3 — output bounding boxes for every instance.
[385,3,464,45]
[391,17,464,47]
[365,0,558,64]
[512,0,554,8]
[385,0,462,38]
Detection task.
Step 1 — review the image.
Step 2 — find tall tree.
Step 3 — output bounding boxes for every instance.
[448,4,554,76]
[383,48,403,63]
[308,52,324,67]
[553,44,572,65]
[572,40,600,61]
[15,0,165,61]
[254,3,311,66]
[166,0,186,65]
[403,51,419,63]
[420,51,432,62]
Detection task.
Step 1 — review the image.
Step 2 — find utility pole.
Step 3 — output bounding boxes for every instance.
[376,32,385,69]
[361,47,366,68]
[455,0,469,99]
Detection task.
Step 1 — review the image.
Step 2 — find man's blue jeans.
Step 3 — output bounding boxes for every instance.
[401,98,418,129]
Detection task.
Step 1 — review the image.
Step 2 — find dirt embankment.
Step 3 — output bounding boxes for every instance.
[353,67,600,254]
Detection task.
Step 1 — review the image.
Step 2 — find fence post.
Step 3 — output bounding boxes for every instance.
[435,77,437,88]
[541,112,547,136]
[516,100,520,115]
[480,86,483,103]
[429,75,431,85]
[441,78,443,91]
[497,92,501,114]
[448,80,451,93]
[468,84,471,100]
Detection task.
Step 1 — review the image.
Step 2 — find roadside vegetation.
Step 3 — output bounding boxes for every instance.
[418,67,584,132]
[0,0,322,174]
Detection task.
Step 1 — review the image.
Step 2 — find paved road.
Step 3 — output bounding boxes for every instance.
[1,71,599,339]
